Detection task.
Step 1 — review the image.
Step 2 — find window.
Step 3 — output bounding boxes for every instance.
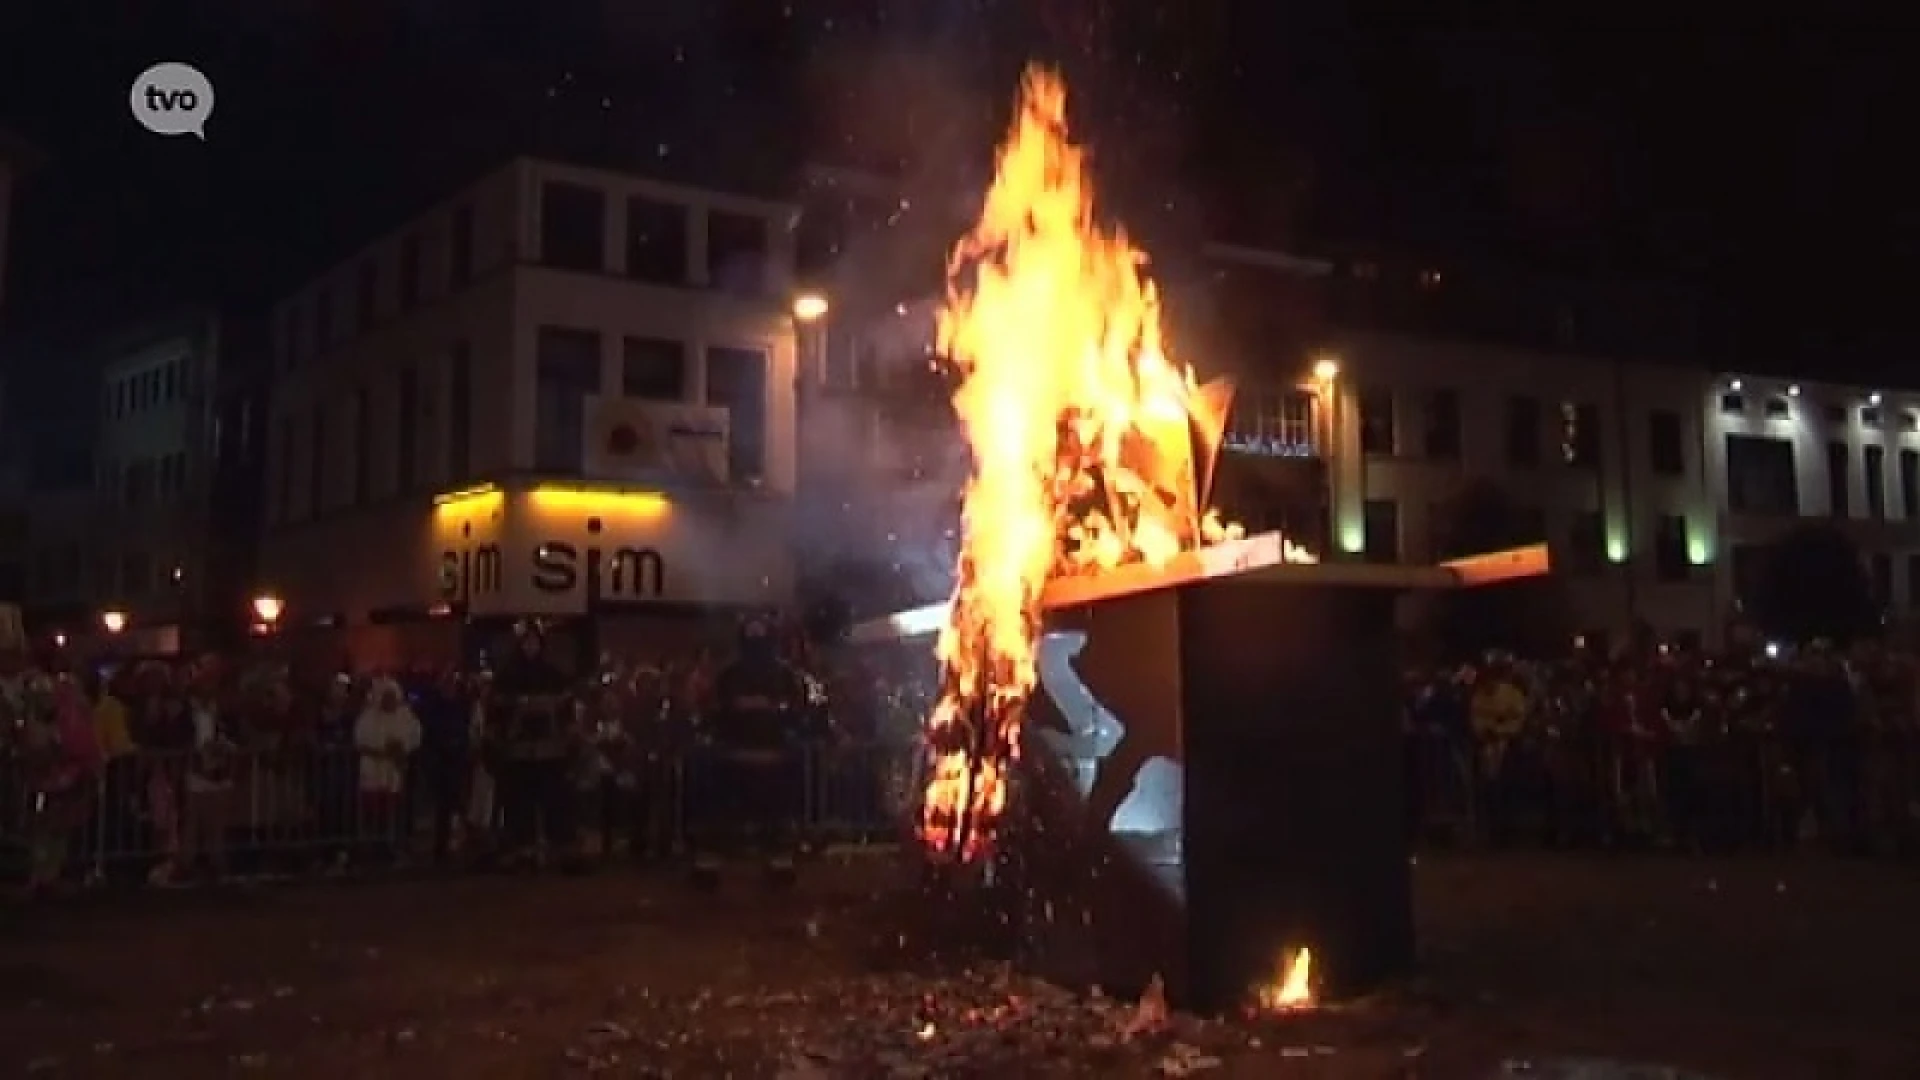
[310,407,328,512]
[1648,409,1684,476]
[351,386,372,504]
[1226,386,1316,456]
[1827,441,1850,518]
[1358,389,1395,455]
[399,234,422,309]
[162,361,179,402]
[707,210,769,294]
[535,328,602,472]
[1908,554,1920,609]
[621,337,687,400]
[396,366,419,492]
[626,197,688,283]
[1361,499,1399,564]
[1559,401,1601,469]
[1862,407,1884,429]
[1423,389,1461,460]
[1719,392,1745,415]
[1764,397,1790,419]
[1724,434,1798,516]
[1866,445,1887,520]
[1654,514,1689,581]
[1902,449,1920,519]
[450,203,475,285]
[705,346,769,482]
[1566,510,1606,573]
[356,260,378,330]
[540,182,606,271]
[123,460,153,506]
[1871,553,1893,607]
[1504,395,1540,467]
[448,342,472,482]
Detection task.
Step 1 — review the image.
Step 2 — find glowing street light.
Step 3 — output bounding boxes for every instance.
[252,593,284,626]
[1311,356,1340,383]
[792,292,830,323]
[100,610,127,635]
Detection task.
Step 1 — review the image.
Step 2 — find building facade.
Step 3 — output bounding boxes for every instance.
[802,233,1920,649]
[261,159,804,668]
[64,311,270,653]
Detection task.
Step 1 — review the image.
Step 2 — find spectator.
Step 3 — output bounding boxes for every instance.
[354,676,422,865]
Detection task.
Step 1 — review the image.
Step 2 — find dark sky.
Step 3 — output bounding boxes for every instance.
[1,3,1915,378]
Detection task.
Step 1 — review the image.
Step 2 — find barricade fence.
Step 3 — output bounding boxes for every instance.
[0,739,924,886]
[7,729,1919,887]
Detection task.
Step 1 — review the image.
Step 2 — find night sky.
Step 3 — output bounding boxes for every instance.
[1,3,1915,383]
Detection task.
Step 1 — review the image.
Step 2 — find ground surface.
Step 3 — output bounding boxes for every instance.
[2,852,1918,1078]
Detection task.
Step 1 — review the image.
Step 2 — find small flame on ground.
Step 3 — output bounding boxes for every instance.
[1256,947,1315,1012]
[916,64,1315,865]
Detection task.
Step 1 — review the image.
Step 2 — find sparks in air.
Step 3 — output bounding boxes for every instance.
[916,65,1315,864]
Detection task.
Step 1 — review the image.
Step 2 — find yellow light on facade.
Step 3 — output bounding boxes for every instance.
[526,485,670,517]
[252,593,284,625]
[1312,356,1340,383]
[434,483,501,506]
[793,291,830,323]
[101,610,127,634]
[433,483,505,517]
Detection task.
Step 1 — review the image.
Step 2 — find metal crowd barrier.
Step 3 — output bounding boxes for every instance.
[0,738,923,885]
[8,729,1918,887]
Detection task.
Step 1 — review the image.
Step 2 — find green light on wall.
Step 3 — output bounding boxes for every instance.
[1688,536,1712,566]
[1606,535,1628,564]
[1340,521,1365,555]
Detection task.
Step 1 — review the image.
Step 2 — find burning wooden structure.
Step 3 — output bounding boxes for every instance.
[850,537,1548,1011]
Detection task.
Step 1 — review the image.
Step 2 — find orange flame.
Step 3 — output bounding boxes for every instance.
[1256,947,1315,1012]
[916,66,1312,863]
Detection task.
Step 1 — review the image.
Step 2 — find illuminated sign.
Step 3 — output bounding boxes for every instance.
[438,526,667,605]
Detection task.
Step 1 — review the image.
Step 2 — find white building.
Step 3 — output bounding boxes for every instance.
[1707,374,1920,619]
[261,158,805,668]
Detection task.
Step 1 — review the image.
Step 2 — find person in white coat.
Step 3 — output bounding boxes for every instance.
[354,676,422,862]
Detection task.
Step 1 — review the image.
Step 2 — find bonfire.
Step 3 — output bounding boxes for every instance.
[917,65,1314,864]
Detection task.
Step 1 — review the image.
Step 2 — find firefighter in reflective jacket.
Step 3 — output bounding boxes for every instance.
[691,616,810,883]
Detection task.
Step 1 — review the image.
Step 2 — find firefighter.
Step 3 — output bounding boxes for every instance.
[690,614,812,887]
[491,622,580,871]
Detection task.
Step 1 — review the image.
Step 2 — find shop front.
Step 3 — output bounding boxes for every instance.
[427,481,794,669]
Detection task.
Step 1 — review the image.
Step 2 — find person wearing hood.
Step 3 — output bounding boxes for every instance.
[354,675,422,864]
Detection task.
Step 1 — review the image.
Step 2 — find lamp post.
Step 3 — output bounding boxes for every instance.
[1308,354,1347,556]
[100,609,127,635]
[793,291,832,391]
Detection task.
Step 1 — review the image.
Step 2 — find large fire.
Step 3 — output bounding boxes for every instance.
[917,66,1315,863]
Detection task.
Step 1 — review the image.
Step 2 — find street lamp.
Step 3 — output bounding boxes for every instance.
[100,610,127,635]
[792,291,830,323]
[252,593,284,627]
[1311,356,1340,384]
